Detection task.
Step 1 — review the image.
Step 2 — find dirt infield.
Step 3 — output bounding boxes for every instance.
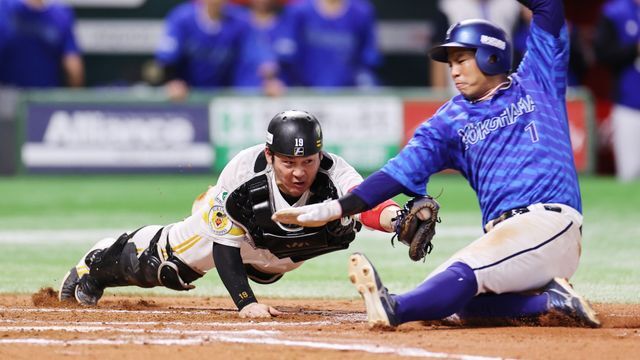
[0,289,638,359]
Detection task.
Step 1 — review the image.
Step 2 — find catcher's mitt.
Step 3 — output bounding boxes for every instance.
[392,196,440,261]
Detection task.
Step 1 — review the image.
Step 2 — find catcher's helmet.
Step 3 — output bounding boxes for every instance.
[266,110,322,157]
[429,19,512,75]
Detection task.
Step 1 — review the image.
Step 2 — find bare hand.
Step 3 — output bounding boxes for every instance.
[239,302,282,319]
[262,78,286,97]
[165,79,189,101]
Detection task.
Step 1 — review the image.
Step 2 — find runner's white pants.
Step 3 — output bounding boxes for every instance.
[425,203,583,295]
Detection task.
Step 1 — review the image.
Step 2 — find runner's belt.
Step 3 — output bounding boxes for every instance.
[491,205,562,228]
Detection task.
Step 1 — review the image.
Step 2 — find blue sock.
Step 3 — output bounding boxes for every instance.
[393,262,478,322]
[458,292,549,319]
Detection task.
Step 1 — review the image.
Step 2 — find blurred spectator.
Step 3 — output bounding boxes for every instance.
[432,0,522,93]
[512,8,591,85]
[274,0,381,88]
[233,0,286,96]
[594,0,640,182]
[156,0,273,100]
[426,7,450,89]
[0,0,84,87]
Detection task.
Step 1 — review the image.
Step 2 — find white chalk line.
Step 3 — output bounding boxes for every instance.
[606,313,640,318]
[0,227,482,244]
[0,229,127,244]
[0,321,504,360]
[0,335,502,360]
[0,325,279,337]
[0,318,338,328]
[0,306,365,323]
[0,306,210,315]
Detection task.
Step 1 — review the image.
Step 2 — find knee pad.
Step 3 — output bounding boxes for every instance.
[244,264,284,285]
[158,261,196,291]
[85,233,131,287]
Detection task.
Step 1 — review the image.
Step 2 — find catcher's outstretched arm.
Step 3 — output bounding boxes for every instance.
[212,243,257,310]
[273,171,411,227]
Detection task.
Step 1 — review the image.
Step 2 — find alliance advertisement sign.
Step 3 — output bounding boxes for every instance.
[22,104,212,172]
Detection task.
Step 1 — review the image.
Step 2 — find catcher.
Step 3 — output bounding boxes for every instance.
[58,110,402,318]
[274,0,600,328]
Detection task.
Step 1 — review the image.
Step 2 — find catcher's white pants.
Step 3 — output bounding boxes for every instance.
[426,203,582,295]
[73,226,303,281]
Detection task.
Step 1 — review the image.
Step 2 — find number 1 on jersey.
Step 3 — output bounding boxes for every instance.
[525,121,539,143]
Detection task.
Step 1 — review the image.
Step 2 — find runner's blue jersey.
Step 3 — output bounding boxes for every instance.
[381,21,581,227]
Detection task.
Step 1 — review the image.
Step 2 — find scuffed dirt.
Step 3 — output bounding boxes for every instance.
[0,291,636,360]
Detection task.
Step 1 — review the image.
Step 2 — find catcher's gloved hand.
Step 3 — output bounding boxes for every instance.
[392,196,440,262]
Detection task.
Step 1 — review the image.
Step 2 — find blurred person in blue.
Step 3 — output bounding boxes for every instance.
[155,0,280,100]
[511,7,590,86]
[233,0,286,96]
[274,0,381,88]
[0,0,84,87]
[594,0,640,182]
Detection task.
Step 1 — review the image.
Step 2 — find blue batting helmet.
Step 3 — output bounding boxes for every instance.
[429,19,512,75]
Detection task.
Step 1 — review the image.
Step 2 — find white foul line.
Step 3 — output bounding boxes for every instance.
[0,318,338,327]
[0,306,210,315]
[0,227,482,244]
[0,322,505,360]
[0,307,363,324]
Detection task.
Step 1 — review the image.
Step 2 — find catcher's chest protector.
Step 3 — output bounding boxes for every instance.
[225,172,356,262]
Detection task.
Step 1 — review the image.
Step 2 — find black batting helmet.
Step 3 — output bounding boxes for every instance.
[266,110,323,157]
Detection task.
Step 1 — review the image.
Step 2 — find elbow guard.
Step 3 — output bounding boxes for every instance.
[359,199,399,232]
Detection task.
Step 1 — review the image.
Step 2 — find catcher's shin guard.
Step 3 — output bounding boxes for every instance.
[75,233,164,305]
[348,252,399,328]
[58,267,80,302]
[75,274,105,306]
[87,233,163,287]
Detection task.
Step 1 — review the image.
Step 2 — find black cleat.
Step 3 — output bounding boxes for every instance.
[348,252,399,328]
[75,274,105,306]
[544,277,601,328]
[58,267,80,302]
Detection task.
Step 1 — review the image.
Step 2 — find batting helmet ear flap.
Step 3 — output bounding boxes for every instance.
[475,43,512,75]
